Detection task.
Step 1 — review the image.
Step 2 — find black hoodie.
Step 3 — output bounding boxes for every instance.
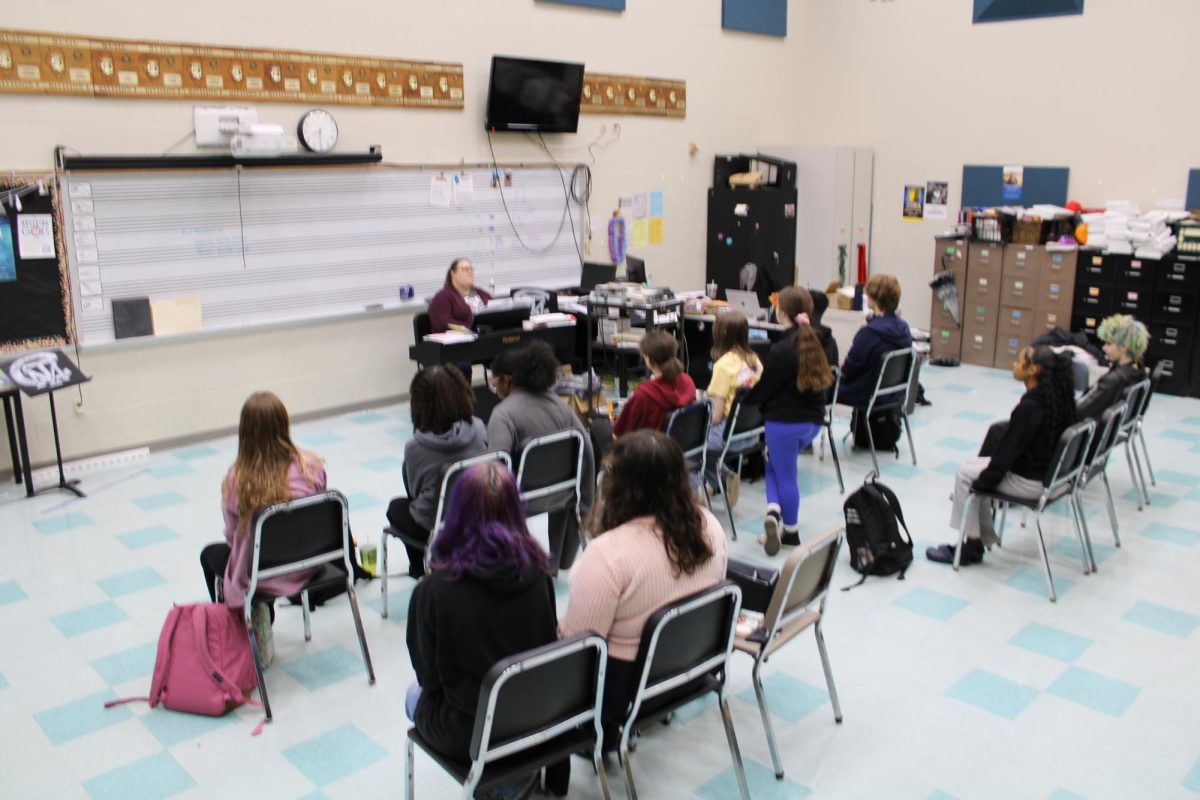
[407,562,558,762]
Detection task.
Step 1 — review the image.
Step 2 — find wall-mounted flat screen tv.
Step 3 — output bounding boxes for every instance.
[485,56,585,133]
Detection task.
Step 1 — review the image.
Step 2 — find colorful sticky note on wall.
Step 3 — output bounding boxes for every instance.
[632,193,648,219]
[649,218,663,245]
[649,190,664,217]
[632,219,648,246]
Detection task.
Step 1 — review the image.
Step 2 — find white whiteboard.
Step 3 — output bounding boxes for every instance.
[60,164,585,346]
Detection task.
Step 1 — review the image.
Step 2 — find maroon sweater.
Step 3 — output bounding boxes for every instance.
[428,285,493,333]
[613,373,697,436]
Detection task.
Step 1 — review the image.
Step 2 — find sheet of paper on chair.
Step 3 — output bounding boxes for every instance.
[151,298,203,336]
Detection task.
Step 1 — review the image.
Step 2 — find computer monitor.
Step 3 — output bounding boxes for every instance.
[580,261,617,292]
[625,255,646,285]
[473,297,531,333]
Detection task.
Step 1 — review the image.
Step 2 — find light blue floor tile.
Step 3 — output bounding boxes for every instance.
[1184,757,1200,793]
[936,436,977,452]
[942,384,975,394]
[0,579,27,605]
[280,646,367,692]
[893,587,969,621]
[1121,601,1200,639]
[32,511,93,534]
[879,461,920,480]
[1047,666,1140,717]
[1122,488,1178,508]
[345,491,383,510]
[1050,537,1116,566]
[388,426,413,439]
[0,671,7,689]
[117,524,180,550]
[52,601,129,638]
[174,444,219,461]
[1162,429,1200,443]
[140,708,237,746]
[1151,468,1200,486]
[1009,623,1092,662]
[1005,567,1076,599]
[361,456,404,472]
[83,751,195,800]
[349,412,389,425]
[133,491,188,511]
[1049,790,1089,800]
[1183,416,1200,426]
[928,792,960,800]
[946,669,1039,720]
[366,587,413,619]
[1140,522,1200,548]
[298,432,345,447]
[33,690,131,745]
[954,410,993,422]
[91,642,158,685]
[97,567,167,598]
[281,723,388,787]
[297,792,331,800]
[694,757,811,799]
[735,673,828,724]
[1188,486,1200,504]
[935,462,961,477]
[670,693,719,725]
[147,462,195,479]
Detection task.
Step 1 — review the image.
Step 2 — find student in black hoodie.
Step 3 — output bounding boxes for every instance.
[927,346,1077,565]
[809,289,839,368]
[406,461,558,797]
[836,274,912,407]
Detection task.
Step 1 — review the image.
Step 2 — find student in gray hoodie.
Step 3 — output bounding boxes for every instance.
[387,365,488,578]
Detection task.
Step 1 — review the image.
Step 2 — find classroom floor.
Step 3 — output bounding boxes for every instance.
[2,363,1199,800]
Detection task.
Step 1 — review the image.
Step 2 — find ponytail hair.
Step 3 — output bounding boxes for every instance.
[640,330,684,382]
[777,286,833,393]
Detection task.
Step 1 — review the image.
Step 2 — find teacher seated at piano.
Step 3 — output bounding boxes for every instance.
[428,257,492,334]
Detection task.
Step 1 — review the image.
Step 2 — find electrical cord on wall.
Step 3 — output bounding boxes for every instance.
[487,128,570,255]
[536,132,588,266]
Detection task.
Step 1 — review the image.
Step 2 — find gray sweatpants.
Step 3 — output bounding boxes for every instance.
[949,456,1043,539]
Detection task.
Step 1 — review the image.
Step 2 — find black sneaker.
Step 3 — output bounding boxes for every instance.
[926,540,983,565]
[781,531,801,548]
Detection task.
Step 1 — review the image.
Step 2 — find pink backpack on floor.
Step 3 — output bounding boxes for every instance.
[107,603,259,717]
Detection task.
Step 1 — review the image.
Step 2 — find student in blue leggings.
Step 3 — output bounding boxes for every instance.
[743,286,834,555]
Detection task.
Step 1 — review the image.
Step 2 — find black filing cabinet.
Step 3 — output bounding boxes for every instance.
[1148,256,1200,396]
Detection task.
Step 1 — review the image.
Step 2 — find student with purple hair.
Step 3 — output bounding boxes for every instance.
[405,461,559,799]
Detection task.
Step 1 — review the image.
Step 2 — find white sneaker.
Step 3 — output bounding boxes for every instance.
[251,602,275,668]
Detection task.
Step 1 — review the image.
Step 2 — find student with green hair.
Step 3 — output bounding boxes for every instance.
[1076,314,1149,422]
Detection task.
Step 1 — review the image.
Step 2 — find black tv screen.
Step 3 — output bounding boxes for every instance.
[485,56,585,133]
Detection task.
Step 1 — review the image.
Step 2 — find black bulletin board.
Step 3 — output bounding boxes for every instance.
[0,177,73,352]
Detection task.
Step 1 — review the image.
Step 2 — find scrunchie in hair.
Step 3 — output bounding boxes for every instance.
[794,312,811,326]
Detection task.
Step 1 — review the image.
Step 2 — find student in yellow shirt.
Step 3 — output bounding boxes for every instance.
[704,311,763,506]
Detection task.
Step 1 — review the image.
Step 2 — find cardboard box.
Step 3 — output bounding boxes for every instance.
[961,330,997,368]
[930,325,962,360]
[997,305,1036,341]
[1002,244,1043,280]
[827,291,854,311]
[1000,275,1036,309]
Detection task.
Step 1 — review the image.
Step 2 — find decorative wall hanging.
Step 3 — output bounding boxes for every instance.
[580,72,686,118]
[0,28,463,109]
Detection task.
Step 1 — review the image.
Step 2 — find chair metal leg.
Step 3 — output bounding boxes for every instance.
[1131,438,1150,506]
[750,659,784,779]
[827,425,845,494]
[461,764,482,800]
[1070,493,1095,575]
[380,532,390,619]
[1101,471,1121,547]
[248,627,273,721]
[347,583,376,684]
[1125,443,1145,511]
[1137,426,1156,486]
[594,742,612,800]
[901,410,917,465]
[301,590,313,641]
[720,465,738,541]
[405,735,416,800]
[814,619,843,724]
[866,415,880,476]
[953,494,974,571]
[619,738,638,800]
[998,503,1009,540]
[1034,516,1057,603]
[718,692,752,800]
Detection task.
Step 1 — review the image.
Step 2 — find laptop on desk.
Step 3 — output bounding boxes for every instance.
[725,289,769,322]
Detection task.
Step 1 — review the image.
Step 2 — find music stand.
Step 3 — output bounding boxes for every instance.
[2,349,91,498]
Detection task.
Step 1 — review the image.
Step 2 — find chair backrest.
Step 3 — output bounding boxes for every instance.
[629,581,741,713]
[1041,419,1096,497]
[1131,375,1154,421]
[431,451,513,536]
[510,287,557,315]
[664,400,712,460]
[248,491,351,598]
[1119,380,1150,435]
[414,312,432,341]
[762,527,843,644]
[469,633,607,763]
[723,388,764,449]
[1086,403,1125,474]
[516,429,586,512]
[866,348,915,413]
[824,365,842,424]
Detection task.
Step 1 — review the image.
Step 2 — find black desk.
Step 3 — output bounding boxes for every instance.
[409,324,578,369]
[1,383,34,497]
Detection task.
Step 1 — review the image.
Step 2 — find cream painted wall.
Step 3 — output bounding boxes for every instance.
[794,0,1200,327]
[0,0,802,468]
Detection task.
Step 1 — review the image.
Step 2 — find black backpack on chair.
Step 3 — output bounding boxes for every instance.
[841,476,913,589]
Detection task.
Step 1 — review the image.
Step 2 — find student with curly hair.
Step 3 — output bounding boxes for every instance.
[387,365,487,578]
[1076,314,1149,423]
[927,346,1078,565]
[743,286,834,554]
[561,430,728,748]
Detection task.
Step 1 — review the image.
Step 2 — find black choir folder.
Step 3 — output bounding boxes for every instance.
[112,297,153,339]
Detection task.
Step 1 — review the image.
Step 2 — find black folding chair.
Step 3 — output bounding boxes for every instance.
[1074,403,1126,571]
[405,633,612,800]
[616,581,750,800]
[1134,361,1166,488]
[731,527,844,779]
[1117,378,1153,510]
[708,388,764,540]
[517,429,589,562]
[242,491,375,721]
[664,400,713,509]
[379,451,511,618]
[818,365,846,493]
[954,420,1096,602]
[856,347,918,476]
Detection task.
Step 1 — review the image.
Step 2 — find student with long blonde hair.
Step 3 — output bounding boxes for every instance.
[199,391,327,666]
[743,287,833,555]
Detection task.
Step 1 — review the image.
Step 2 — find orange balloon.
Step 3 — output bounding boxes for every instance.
[1075,223,1088,245]
[1066,200,1083,214]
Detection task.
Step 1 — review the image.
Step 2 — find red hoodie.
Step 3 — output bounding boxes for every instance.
[613,372,697,436]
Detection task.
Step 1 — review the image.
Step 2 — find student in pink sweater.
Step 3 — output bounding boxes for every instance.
[561,429,728,747]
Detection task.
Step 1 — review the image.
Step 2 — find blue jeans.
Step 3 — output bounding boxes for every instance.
[405,682,421,721]
[764,420,822,528]
[705,418,757,486]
